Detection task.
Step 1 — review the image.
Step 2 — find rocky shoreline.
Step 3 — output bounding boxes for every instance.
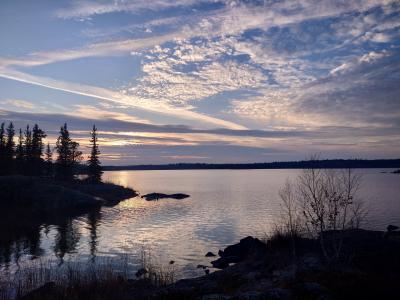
[21,228,400,300]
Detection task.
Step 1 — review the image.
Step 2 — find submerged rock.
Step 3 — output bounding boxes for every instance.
[141,193,190,201]
[206,252,216,257]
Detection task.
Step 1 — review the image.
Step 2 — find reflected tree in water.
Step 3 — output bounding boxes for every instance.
[87,208,101,261]
[54,219,80,263]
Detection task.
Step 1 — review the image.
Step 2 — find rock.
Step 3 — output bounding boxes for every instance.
[236,291,266,300]
[219,236,267,261]
[211,257,230,269]
[387,225,399,232]
[264,288,292,300]
[201,294,230,300]
[141,193,190,201]
[205,269,210,275]
[206,251,216,257]
[294,282,331,300]
[135,268,148,277]
[211,237,267,269]
[169,260,175,265]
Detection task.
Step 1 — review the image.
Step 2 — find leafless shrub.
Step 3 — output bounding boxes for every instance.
[278,156,367,262]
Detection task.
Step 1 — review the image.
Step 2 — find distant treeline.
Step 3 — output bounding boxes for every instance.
[0,121,102,182]
[103,159,400,171]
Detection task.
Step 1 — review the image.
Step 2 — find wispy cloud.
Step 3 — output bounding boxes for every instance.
[0,99,34,110]
[0,68,246,129]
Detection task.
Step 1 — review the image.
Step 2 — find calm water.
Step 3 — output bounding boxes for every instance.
[1,169,399,279]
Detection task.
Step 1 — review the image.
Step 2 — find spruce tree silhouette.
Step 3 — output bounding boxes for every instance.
[56,123,73,180]
[88,124,103,183]
[24,125,33,175]
[5,122,15,173]
[15,128,24,173]
[45,142,53,177]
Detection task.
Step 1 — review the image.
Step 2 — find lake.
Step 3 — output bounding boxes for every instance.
[1,169,399,279]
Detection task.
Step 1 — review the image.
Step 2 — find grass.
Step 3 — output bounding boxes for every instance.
[0,248,176,300]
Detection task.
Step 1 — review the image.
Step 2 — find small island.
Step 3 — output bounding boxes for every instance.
[0,122,136,223]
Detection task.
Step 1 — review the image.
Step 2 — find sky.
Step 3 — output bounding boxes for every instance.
[0,0,399,165]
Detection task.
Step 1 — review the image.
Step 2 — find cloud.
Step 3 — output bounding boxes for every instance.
[130,40,266,106]
[0,32,187,69]
[55,0,210,20]
[0,99,34,110]
[0,68,246,129]
[230,50,400,130]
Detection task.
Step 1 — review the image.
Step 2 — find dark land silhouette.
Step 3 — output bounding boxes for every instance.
[104,159,400,171]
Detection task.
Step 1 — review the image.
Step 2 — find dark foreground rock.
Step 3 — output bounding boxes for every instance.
[211,236,267,269]
[141,193,190,201]
[20,229,400,300]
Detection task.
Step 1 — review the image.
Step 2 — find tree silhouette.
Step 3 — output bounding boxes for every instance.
[32,124,46,159]
[55,123,82,180]
[87,124,102,182]
[56,123,73,180]
[45,143,53,177]
[0,121,101,179]
[0,123,5,174]
[4,122,15,173]
[15,128,24,173]
[24,125,32,162]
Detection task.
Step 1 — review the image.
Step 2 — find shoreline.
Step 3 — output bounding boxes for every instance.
[15,228,400,300]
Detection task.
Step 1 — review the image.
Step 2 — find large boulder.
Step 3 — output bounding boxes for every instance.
[211,237,267,269]
[141,193,190,201]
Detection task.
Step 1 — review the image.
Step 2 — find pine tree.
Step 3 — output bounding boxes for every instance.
[16,129,24,161]
[4,122,15,173]
[31,124,46,175]
[0,123,5,174]
[56,123,72,179]
[45,143,53,177]
[55,123,81,180]
[15,128,24,173]
[32,124,46,160]
[24,125,33,174]
[24,125,32,160]
[5,122,15,159]
[88,124,102,182]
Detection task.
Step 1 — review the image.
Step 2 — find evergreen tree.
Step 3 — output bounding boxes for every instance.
[32,124,46,160]
[0,123,5,149]
[24,125,33,174]
[45,142,53,177]
[55,123,81,180]
[56,123,72,179]
[0,123,5,173]
[24,125,32,161]
[16,129,24,161]
[45,143,52,163]
[4,122,15,173]
[87,124,102,182]
[5,122,15,159]
[31,124,46,175]
[15,128,24,173]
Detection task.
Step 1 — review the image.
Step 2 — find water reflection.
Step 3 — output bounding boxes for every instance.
[87,208,101,261]
[1,169,399,279]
